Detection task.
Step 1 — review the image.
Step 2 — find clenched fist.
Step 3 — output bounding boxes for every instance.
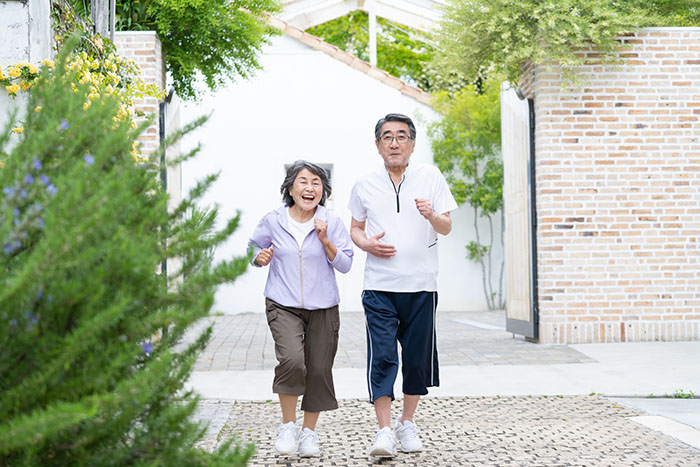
[255,246,274,266]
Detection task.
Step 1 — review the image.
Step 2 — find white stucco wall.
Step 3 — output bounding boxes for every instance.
[0,0,51,134]
[181,35,502,313]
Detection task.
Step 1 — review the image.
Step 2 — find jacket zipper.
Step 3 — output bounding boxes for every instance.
[389,173,405,213]
[298,245,304,309]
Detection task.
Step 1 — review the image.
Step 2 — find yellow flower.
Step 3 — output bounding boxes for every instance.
[34,106,42,112]
[83,100,91,110]
[27,64,38,74]
[41,59,55,68]
[8,66,20,78]
[5,83,19,94]
[11,126,24,134]
[20,80,32,91]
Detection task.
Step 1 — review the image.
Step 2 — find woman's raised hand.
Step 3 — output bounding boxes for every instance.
[314,218,329,244]
[255,247,274,266]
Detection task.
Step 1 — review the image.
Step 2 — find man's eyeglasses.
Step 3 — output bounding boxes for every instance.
[379,134,412,145]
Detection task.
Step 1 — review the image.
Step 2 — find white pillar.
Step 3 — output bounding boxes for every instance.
[368,4,377,67]
[0,0,51,132]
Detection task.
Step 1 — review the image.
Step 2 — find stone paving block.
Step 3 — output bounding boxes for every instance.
[203,395,700,466]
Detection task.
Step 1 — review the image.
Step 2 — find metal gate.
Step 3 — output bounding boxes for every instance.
[500,84,538,340]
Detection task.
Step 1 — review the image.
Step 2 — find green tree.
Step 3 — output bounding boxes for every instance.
[0,46,251,465]
[308,11,436,92]
[433,0,698,86]
[428,79,504,310]
[68,0,280,100]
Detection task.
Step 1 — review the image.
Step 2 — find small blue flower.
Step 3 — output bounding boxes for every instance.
[46,184,57,196]
[2,187,14,196]
[48,295,53,302]
[40,174,50,185]
[13,207,20,218]
[84,153,95,165]
[32,159,42,170]
[37,290,44,300]
[32,203,41,212]
[20,189,27,199]
[3,240,20,254]
[37,217,45,228]
[142,342,153,356]
[24,174,34,184]
[59,120,69,130]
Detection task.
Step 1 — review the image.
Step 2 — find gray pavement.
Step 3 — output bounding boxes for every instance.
[184,310,700,465]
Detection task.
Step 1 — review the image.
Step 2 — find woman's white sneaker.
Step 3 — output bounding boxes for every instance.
[369,427,397,457]
[298,428,321,457]
[274,422,299,456]
[394,417,422,452]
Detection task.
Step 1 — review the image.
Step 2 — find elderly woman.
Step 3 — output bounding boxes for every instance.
[249,160,353,457]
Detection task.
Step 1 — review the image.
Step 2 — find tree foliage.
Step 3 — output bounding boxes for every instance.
[428,79,504,309]
[0,45,252,465]
[434,0,698,86]
[69,0,280,100]
[308,11,436,92]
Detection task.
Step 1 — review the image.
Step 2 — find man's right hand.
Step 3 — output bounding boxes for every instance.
[363,232,396,258]
[255,247,274,266]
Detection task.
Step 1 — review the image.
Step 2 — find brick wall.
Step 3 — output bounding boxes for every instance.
[523,28,700,344]
[113,31,165,157]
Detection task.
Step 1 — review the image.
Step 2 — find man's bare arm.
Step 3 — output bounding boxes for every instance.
[415,198,452,235]
[350,218,397,258]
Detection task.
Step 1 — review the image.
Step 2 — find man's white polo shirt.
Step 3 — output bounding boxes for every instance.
[348,162,458,292]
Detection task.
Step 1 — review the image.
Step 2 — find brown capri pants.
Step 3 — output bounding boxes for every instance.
[265,298,340,412]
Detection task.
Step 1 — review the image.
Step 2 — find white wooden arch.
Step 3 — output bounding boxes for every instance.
[280,0,445,32]
[279,0,445,65]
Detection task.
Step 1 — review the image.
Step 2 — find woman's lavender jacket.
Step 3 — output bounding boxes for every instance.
[248,205,354,310]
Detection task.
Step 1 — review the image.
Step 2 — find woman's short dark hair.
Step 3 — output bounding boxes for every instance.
[281,160,332,207]
[374,113,417,141]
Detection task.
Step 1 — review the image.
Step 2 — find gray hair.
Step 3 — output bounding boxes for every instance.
[374,113,417,141]
[281,160,332,207]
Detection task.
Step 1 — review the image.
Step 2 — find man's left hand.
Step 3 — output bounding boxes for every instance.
[415,198,434,220]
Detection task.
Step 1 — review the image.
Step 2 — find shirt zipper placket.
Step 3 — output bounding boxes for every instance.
[298,242,304,309]
[389,172,406,213]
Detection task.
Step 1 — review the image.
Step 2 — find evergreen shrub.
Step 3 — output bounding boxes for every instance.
[0,46,252,466]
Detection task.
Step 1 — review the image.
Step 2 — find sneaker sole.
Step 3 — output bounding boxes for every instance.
[401,446,422,453]
[369,447,396,457]
[274,448,296,456]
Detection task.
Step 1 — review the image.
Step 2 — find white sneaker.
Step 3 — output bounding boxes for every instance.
[298,427,321,457]
[274,421,299,456]
[395,417,422,452]
[369,426,397,457]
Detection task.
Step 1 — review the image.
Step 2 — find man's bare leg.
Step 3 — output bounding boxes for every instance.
[401,394,420,423]
[374,395,392,428]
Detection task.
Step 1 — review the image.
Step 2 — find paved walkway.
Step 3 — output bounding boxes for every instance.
[183,311,700,466]
[188,311,593,371]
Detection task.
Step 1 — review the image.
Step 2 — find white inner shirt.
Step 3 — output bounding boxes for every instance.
[286,208,315,248]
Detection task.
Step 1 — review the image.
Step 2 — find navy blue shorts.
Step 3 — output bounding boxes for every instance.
[362,290,439,403]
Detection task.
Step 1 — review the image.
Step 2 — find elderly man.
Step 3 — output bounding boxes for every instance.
[348,113,458,457]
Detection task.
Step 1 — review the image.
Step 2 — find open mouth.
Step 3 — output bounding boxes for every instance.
[301,194,315,202]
